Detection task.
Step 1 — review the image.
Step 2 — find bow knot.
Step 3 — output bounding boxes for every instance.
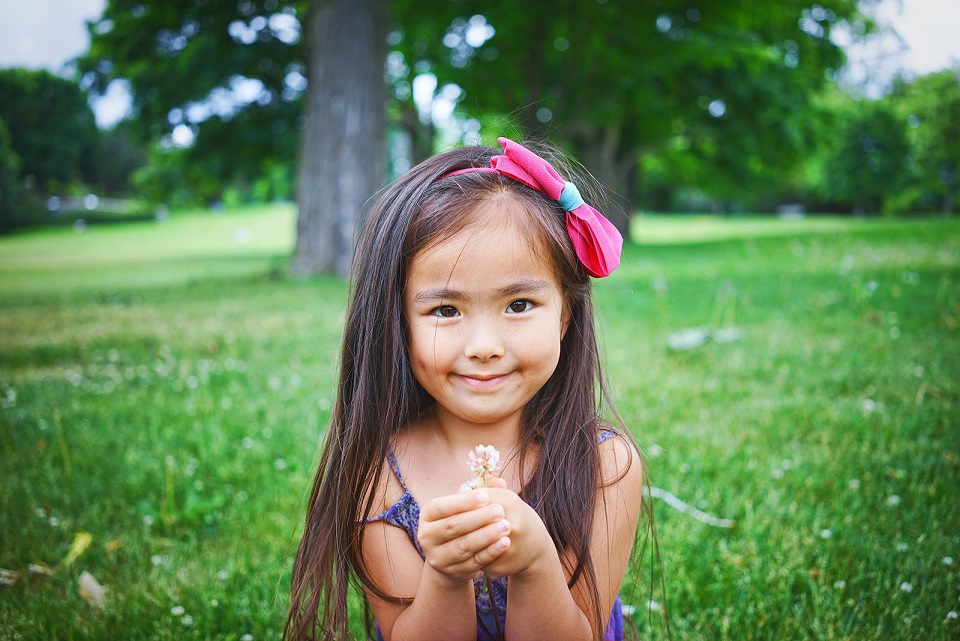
[485,137,622,278]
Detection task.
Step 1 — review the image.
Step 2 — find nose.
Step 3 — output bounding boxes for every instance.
[463,316,505,361]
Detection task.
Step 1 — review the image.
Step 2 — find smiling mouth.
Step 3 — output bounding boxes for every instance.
[457,373,510,388]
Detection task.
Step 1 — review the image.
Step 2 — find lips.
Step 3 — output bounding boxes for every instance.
[457,372,510,388]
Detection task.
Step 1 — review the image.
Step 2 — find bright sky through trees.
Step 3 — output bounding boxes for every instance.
[0,0,957,128]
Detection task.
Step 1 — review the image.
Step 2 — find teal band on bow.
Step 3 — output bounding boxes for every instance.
[557,181,585,211]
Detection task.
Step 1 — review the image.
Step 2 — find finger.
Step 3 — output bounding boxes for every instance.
[419,503,506,549]
[433,523,511,575]
[472,535,511,570]
[485,477,508,489]
[420,490,490,522]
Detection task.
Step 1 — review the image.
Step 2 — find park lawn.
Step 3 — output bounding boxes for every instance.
[0,206,958,640]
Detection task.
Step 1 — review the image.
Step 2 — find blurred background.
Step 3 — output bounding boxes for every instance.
[1,1,958,639]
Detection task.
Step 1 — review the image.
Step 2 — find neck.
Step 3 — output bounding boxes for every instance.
[428,404,523,455]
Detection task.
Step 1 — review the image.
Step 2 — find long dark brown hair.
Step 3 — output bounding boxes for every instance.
[285,141,647,640]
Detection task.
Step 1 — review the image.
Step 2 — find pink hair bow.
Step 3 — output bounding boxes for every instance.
[447,137,623,277]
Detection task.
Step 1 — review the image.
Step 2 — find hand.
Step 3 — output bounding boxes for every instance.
[417,490,513,583]
[478,486,553,580]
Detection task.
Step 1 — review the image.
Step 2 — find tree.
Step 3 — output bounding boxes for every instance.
[292,0,387,275]
[817,96,911,214]
[0,68,99,194]
[392,0,875,223]
[893,69,960,216]
[0,117,21,230]
[80,0,388,275]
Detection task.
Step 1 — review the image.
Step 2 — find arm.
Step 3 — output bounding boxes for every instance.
[362,490,512,641]
[485,435,644,640]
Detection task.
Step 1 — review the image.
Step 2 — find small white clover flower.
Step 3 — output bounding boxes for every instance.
[466,445,500,486]
[943,556,954,566]
[947,611,958,620]
[899,582,913,593]
[886,494,901,507]
[833,580,846,589]
[171,605,185,616]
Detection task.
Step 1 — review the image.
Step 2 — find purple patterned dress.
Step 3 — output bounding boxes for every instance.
[367,432,624,640]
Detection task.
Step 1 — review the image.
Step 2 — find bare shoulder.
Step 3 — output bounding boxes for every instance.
[598,429,643,489]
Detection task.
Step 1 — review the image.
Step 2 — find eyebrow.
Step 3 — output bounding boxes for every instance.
[411,278,552,304]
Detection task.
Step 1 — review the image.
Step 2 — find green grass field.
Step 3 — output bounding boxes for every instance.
[1,205,958,640]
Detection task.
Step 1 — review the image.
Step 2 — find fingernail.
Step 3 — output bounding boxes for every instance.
[498,536,510,549]
[497,519,510,533]
[475,491,488,504]
[490,505,504,519]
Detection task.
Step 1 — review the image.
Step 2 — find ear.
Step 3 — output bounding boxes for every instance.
[560,302,571,339]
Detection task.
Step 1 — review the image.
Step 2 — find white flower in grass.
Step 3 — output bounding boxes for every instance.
[887,495,901,507]
[820,529,832,539]
[181,615,193,626]
[646,599,662,611]
[848,479,861,491]
[274,458,288,471]
[143,515,154,527]
[217,570,229,581]
[771,468,784,479]
[621,604,637,617]
[899,582,913,593]
[862,398,877,413]
[896,542,909,552]
[947,611,958,619]
[834,580,846,589]
[171,605,185,616]
[241,634,254,641]
[943,556,954,566]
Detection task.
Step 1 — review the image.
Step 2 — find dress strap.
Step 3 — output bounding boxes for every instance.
[385,447,411,493]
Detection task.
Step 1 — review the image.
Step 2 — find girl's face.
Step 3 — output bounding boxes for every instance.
[404,199,569,430]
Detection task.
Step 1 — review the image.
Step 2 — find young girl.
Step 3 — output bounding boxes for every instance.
[285,137,646,640]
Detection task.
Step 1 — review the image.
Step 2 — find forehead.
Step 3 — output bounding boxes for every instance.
[407,199,559,290]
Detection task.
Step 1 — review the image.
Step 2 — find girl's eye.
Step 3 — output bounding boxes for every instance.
[506,300,534,314]
[431,305,459,318]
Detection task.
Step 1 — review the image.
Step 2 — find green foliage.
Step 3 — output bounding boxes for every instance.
[1,208,958,639]
[392,0,876,212]
[0,117,21,230]
[892,69,960,215]
[0,68,99,194]
[817,97,911,213]
[79,0,305,200]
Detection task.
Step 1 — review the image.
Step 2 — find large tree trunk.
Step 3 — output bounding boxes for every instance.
[292,0,388,277]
